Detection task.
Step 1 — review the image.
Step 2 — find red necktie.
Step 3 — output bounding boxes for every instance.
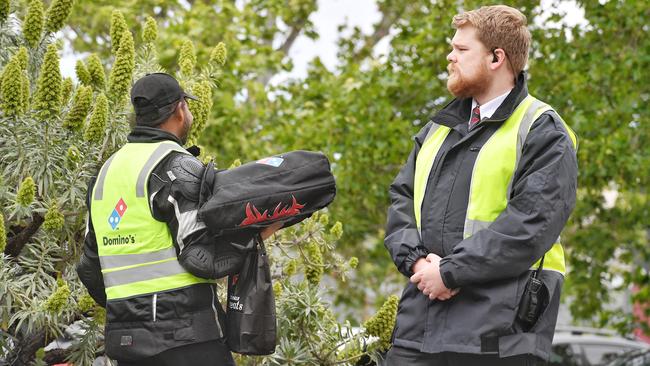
[470,105,481,128]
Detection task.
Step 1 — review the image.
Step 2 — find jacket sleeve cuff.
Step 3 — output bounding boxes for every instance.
[439,259,460,289]
[401,247,429,277]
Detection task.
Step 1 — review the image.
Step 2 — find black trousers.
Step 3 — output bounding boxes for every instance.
[118,339,236,366]
[384,345,546,366]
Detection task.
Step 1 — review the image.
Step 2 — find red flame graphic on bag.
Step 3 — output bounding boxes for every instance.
[239,195,306,226]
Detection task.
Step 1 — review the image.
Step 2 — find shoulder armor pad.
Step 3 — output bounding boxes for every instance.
[169,154,205,184]
[166,153,205,201]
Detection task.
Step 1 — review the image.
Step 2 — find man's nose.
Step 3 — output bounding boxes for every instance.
[446,51,455,63]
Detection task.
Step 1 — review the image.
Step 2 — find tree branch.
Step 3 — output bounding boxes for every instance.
[352,6,402,62]
[5,213,44,257]
[278,20,306,56]
[256,20,307,87]
[9,329,46,366]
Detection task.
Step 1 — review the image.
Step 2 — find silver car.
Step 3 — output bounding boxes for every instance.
[550,326,650,366]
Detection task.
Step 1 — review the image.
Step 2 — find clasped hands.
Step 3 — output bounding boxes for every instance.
[410,253,460,301]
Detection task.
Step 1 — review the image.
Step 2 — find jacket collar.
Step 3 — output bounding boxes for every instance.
[430,71,529,128]
[127,126,183,144]
[126,126,201,156]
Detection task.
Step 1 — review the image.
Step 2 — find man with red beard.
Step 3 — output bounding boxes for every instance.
[384,5,578,365]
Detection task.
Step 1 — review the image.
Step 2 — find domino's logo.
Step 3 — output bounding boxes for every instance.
[108,198,127,230]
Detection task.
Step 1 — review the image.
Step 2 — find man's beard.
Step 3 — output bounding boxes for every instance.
[446,63,491,99]
[179,118,191,145]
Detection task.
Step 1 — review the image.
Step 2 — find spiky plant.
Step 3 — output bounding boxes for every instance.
[86,54,106,91]
[179,39,196,76]
[108,30,134,105]
[0,57,26,116]
[63,85,92,131]
[44,0,73,33]
[109,10,127,54]
[75,59,90,85]
[32,44,61,121]
[84,92,107,143]
[142,15,157,44]
[23,0,44,48]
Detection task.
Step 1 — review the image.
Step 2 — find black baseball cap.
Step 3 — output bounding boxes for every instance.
[130,73,198,126]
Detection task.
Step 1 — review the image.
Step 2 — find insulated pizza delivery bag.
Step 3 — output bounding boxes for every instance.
[198,150,336,236]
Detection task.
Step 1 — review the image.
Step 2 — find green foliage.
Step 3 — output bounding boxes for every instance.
[16,176,36,206]
[83,92,107,143]
[33,44,62,121]
[86,53,106,91]
[0,212,6,253]
[284,258,298,277]
[15,47,28,71]
[0,58,25,116]
[109,9,127,54]
[43,203,65,231]
[63,85,92,131]
[65,318,103,366]
[363,295,398,352]
[210,42,227,66]
[75,59,90,85]
[0,6,140,362]
[228,158,241,169]
[61,77,73,104]
[108,30,134,105]
[0,0,9,23]
[330,221,343,239]
[142,15,157,44]
[179,39,196,76]
[76,293,95,313]
[523,0,650,330]
[44,0,73,33]
[23,0,44,48]
[187,80,212,146]
[304,241,324,285]
[44,279,70,313]
[0,7,192,363]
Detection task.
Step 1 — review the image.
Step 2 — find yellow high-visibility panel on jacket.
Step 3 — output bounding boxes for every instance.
[91,141,213,300]
[414,95,577,275]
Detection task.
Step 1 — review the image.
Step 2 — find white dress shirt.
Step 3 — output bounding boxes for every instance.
[469,89,512,125]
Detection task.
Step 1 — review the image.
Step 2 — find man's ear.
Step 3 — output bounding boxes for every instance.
[174,100,185,121]
[490,48,507,70]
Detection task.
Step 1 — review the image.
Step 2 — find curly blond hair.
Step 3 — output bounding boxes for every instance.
[452,5,531,75]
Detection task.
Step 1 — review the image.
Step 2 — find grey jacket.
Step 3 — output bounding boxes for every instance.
[385,73,578,360]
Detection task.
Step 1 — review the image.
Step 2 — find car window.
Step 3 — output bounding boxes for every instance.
[582,345,633,365]
[608,350,650,366]
[628,352,650,366]
[550,344,584,366]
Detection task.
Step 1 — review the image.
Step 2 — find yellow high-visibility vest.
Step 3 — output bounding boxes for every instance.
[414,95,577,275]
[91,141,213,300]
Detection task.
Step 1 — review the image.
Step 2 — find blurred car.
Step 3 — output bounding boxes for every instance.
[605,349,650,366]
[550,326,650,366]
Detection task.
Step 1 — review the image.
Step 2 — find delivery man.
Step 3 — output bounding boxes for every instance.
[77,73,280,365]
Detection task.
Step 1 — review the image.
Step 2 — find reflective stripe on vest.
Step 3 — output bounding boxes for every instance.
[414,95,577,276]
[91,141,214,300]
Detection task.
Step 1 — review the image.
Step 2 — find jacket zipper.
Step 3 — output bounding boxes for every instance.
[210,285,223,338]
[152,293,157,322]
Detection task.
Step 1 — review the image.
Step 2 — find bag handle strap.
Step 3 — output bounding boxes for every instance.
[254,233,267,256]
[533,254,545,279]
